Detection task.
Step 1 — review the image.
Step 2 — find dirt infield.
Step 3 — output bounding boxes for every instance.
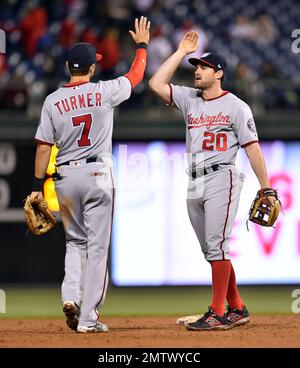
[0,315,299,348]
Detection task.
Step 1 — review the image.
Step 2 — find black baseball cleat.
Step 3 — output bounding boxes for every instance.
[184,307,230,331]
[226,305,250,328]
[63,301,80,332]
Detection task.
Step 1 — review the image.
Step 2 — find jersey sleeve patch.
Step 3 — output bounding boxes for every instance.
[247,118,257,134]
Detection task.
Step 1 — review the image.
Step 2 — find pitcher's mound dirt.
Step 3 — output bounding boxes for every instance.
[0,315,299,348]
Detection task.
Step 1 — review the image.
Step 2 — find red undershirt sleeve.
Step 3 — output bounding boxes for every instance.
[124,43,147,89]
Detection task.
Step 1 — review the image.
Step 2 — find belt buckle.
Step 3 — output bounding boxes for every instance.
[205,166,213,174]
[204,164,219,175]
[190,164,221,179]
[191,167,205,179]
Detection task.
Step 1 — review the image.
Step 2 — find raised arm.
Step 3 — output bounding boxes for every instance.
[149,31,199,104]
[124,16,151,89]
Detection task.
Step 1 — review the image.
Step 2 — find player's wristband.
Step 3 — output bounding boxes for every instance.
[32,177,44,192]
[137,42,148,50]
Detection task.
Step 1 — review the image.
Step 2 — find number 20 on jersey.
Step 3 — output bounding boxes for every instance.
[202,131,228,151]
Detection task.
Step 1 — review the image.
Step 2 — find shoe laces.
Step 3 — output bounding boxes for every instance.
[202,307,216,319]
[226,305,244,314]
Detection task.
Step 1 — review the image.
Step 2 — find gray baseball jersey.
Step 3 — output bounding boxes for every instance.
[34,76,131,329]
[35,77,131,164]
[169,85,258,261]
[170,85,258,168]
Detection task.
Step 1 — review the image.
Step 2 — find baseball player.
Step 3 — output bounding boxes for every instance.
[149,31,276,330]
[30,16,151,333]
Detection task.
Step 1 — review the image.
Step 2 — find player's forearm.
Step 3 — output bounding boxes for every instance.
[124,45,147,89]
[245,143,270,188]
[126,16,150,89]
[35,143,52,179]
[149,49,186,88]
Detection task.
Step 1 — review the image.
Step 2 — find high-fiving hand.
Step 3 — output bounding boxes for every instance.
[178,31,199,55]
[129,16,151,45]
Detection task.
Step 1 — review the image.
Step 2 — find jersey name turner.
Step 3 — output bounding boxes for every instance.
[54,92,102,115]
[35,77,132,164]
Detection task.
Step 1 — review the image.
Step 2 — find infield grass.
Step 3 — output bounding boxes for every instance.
[0,285,296,319]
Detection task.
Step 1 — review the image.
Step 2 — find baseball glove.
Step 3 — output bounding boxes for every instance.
[24,195,56,235]
[248,188,281,227]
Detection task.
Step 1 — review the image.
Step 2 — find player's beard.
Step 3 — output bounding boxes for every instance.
[194,79,214,90]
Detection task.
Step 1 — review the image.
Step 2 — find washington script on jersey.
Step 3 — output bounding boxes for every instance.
[54,92,102,115]
[187,111,230,130]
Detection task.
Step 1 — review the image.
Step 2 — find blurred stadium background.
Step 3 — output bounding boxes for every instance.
[0,0,299,318]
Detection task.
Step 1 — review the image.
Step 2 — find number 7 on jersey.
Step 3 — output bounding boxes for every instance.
[72,113,93,147]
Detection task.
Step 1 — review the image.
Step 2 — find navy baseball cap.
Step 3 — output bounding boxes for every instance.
[189,52,227,74]
[67,42,102,69]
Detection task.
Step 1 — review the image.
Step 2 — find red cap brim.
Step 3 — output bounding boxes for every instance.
[96,53,103,61]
